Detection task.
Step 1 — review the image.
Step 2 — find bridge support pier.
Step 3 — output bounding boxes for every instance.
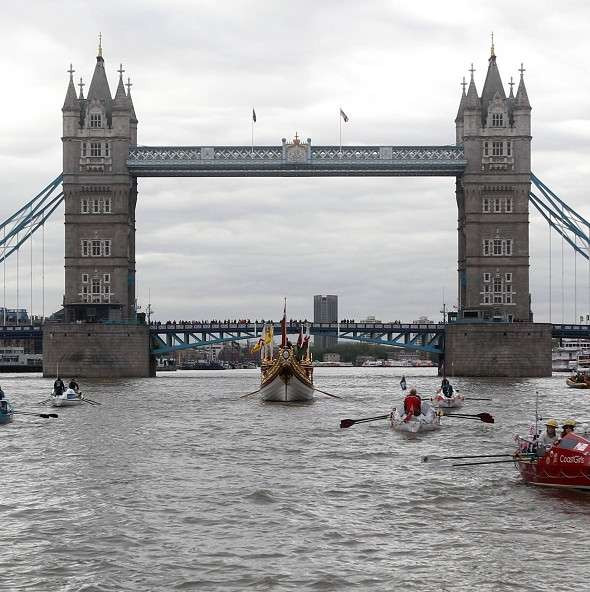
[444,322,551,377]
[43,324,154,378]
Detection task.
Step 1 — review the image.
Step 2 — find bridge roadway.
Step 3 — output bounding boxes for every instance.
[2,323,588,356]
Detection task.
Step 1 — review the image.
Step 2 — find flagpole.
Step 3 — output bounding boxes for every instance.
[339,108,342,157]
[251,117,254,155]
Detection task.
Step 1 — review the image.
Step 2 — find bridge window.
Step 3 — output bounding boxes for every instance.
[91,240,101,256]
[493,198,502,213]
[505,197,513,213]
[81,143,87,157]
[103,240,111,256]
[506,141,512,156]
[104,198,111,214]
[81,199,89,214]
[482,198,490,213]
[505,273,512,282]
[493,239,502,255]
[81,273,88,283]
[504,239,513,255]
[482,240,491,256]
[81,239,111,257]
[491,113,504,127]
[483,273,491,282]
[92,199,101,214]
[492,142,504,156]
[81,240,89,257]
[483,238,513,257]
[90,142,101,157]
[104,143,110,157]
[89,113,102,128]
[103,274,110,283]
[483,142,489,157]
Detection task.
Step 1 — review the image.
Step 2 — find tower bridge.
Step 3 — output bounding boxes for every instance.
[4,39,590,377]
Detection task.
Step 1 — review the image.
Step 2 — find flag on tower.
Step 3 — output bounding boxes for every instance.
[339,108,349,123]
[252,108,257,123]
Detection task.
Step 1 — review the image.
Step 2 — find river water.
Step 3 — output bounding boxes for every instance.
[1,368,589,591]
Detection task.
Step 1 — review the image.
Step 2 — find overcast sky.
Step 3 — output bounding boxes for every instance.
[0,1,589,323]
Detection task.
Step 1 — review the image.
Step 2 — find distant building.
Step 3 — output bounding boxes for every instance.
[0,308,30,325]
[314,295,338,348]
[323,352,341,363]
[360,315,382,323]
[412,316,434,324]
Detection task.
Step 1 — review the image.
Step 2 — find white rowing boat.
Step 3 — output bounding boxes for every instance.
[389,403,441,434]
[50,388,83,407]
[432,391,465,410]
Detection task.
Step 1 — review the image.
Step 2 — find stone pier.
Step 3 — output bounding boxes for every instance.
[43,323,153,378]
[444,322,552,377]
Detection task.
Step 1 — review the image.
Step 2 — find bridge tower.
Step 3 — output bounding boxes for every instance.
[446,44,550,377]
[44,41,151,377]
[455,44,532,322]
[61,41,138,322]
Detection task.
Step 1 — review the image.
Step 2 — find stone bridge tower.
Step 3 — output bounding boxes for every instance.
[45,41,151,378]
[455,44,532,322]
[61,41,138,322]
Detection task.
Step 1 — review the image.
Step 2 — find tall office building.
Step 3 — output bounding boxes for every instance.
[314,295,338,349]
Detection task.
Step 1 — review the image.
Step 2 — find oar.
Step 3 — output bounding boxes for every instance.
[80,395,101,405]
[240,388,261,399]
[313,387,342,400]
[445,412,495,424]
[38,397,52,405]
[340,414,389,429]
[451,458,532,467]
[13,411,58,419]
[422,453,528,463]
[463,397,493,402]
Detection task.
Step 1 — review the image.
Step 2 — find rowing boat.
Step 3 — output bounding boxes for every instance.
[389,403,441,434]
[50,388,83,407]
[432,391,465,410]
[514,432,590,490]
[0,398,14,424]
[565,377,590,389]
[259,347,314,402]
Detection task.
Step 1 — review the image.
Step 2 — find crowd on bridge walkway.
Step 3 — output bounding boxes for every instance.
[150,318,417,326]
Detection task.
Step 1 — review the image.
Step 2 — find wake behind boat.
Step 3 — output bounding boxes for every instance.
[253,305,314,402]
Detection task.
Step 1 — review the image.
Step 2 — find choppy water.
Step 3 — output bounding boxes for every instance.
[1,368,590,591]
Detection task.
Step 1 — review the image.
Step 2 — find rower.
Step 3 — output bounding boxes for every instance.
[0,386,4,400]
[561,419,576,438]
[537,419,558,454]
[54,377,65,396]
[68,377,79,392]
[403,388,422,416]
[440,378,454,398]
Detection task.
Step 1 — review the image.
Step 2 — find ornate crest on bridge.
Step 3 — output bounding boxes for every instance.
[282,133,310,163]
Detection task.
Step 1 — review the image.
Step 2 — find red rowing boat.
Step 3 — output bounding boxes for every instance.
[515,432,590,490]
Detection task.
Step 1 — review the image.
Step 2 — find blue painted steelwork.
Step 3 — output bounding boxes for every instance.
[0,174,64,263]
[529,174,590,260]
[149,321,445,355]
[552,324,590,339]
[127,145,466,177]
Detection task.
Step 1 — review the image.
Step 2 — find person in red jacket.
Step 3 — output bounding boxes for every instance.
[403,388,422,417]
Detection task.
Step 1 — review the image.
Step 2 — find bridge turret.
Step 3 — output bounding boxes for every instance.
[455,45,531,323]
[454,78,466,144]
[61,41,138,324]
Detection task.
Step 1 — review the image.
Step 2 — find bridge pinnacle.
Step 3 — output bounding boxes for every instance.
[78,77,85,99]
[67,64,75,80]
[98,32,103,58]
[490,32,495,59]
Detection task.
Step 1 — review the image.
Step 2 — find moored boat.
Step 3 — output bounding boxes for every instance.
[389,403,441,434]
[514,432,590,490]
[0,397,14,424]
[565,374,590,388]
[50,388,83,407]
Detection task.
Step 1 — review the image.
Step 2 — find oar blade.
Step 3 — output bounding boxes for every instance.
[340,419,356,429]
[39,414,50,419]
[49,413,59,418]
[478,412,495,424]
